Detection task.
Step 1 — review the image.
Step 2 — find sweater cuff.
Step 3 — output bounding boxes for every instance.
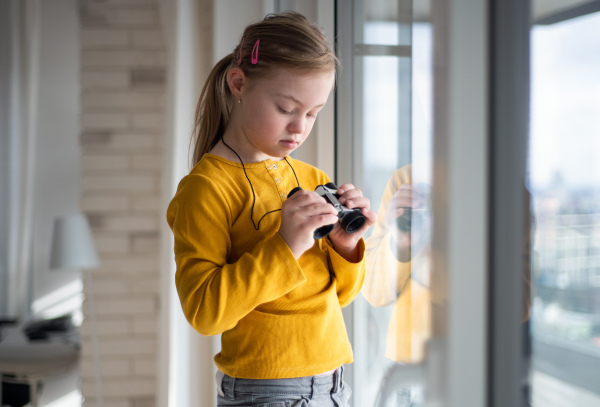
[326,237,365,307]
[264,233,307,286]
[328,237,365,266]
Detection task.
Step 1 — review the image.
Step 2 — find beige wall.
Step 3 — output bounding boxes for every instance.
[79,1,167,405]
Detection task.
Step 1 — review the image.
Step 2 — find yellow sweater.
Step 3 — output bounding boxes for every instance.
[166,154,365,379]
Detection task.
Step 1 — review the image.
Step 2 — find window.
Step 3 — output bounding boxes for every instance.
[529,9,600,405]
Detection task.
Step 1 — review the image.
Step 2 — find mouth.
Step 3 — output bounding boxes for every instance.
[280,140,299,149]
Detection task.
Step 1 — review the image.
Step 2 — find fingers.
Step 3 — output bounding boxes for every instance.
[384,202,404,227]
[281,189,339,230]
[287,189,338,215]
[393,206,406,218]
[384,185,425,225]
[336,183,355,195]
[392,184,423,207]
[288,184,377,233]
[280,190,340,258]
[335,184,375,232]
[362,204,378,228]
[384,185,421,228]
[336,184,370,211]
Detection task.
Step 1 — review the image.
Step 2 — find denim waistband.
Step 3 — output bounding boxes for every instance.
[218,366,344,400]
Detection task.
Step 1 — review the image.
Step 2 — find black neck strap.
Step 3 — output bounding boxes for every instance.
[221,138,300,230]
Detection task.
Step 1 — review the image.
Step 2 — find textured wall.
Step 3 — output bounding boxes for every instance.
[79,1,167,406]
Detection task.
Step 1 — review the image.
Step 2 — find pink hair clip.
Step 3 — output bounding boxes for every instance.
[237,37,245,65]
[251,40,260,65]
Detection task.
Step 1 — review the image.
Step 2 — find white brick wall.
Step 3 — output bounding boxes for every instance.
[81,29,129,47]
[132,195,161,212]
[107,9,157,27]
[131,30,165,48]
[81,377,156,399]
[82,175,157,191]
[94,233,131,254]
[81,195,130,212]
[82,153,130,171]
[82,112,130,130]
[80,358,130,378]
[95,216,159,232]
[82,91,165,110]
[82,71,130,89]
[131,153,162,171]
[79,1,166,405]
[82,50,166,68]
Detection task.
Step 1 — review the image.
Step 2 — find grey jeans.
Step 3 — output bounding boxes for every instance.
[216,366,351,407]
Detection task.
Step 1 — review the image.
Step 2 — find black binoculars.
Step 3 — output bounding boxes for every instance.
[288,182,367,239]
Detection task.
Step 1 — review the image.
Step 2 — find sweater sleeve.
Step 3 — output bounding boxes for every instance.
[167,174,306,336]
[322,237,366,308]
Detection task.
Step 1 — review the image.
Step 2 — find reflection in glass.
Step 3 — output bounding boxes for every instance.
[357,19,433,406]
[529,10,600,406]
[357,0,411,46]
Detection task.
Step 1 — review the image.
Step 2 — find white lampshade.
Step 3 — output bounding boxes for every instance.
[50,213,100,270]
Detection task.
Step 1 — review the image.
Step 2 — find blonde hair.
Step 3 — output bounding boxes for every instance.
[191,11,340,166]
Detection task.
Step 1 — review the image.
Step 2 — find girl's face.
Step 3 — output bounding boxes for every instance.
[229,67,335,162]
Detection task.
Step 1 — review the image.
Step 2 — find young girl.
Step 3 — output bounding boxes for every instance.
[167,12,376,406]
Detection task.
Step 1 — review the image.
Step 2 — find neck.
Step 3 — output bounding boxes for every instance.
[221,138,246,164]
[217,134,284,163]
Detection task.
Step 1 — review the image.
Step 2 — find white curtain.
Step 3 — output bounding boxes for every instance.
[0,0,40,319]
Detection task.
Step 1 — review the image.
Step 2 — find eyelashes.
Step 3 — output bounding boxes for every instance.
[278,106,317,118]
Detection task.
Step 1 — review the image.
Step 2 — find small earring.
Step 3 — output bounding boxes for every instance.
[237,98,241,104]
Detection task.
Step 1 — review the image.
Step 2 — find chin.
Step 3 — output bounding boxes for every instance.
[271,148,294,158]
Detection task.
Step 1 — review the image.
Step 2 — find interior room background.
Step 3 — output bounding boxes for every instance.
[2,0,599,406]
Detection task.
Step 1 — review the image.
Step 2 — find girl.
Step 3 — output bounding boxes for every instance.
[167,12,376,406]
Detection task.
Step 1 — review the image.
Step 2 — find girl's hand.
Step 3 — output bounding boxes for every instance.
[384,184,430,261]
[384,184,421,228]
[279,189,339,259]
[328,184,377,262]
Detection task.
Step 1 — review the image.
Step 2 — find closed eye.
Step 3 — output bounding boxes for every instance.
[279,105,318,118]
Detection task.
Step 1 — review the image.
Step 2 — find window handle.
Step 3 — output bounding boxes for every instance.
[374,338,446,407]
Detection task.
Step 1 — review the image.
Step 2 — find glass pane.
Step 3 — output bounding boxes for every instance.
[356,0,412,46]
[529,10,600,406]
[353,12,434,406]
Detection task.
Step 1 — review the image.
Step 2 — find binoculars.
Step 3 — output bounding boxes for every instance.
[288,182,367,239]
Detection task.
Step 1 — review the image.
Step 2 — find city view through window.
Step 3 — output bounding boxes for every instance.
[529,10,600,406]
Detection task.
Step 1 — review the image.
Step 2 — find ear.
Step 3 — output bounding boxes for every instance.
[227,67,246,99]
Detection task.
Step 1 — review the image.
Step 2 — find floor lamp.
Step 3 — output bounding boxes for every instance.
[49,213,103,407]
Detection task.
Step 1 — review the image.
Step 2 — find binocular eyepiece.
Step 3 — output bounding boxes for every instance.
[288,182,367,239]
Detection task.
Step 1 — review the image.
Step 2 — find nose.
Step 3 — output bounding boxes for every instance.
[287,116,306,135]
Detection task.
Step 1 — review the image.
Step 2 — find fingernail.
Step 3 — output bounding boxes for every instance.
[347,200,353,206]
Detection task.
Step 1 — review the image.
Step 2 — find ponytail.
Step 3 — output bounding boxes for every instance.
[191,56,234,166]
[191,12,340,167]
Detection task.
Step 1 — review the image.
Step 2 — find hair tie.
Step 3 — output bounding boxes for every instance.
[251,40,260,65]
[237,36,245,65]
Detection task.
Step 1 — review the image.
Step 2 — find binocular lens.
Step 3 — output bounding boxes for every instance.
[341,210,366,233]
[314,224,335,240]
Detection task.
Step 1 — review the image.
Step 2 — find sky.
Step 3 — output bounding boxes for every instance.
[530,12,600,190]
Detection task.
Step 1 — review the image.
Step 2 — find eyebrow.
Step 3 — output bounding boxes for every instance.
[275,93,326,108]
